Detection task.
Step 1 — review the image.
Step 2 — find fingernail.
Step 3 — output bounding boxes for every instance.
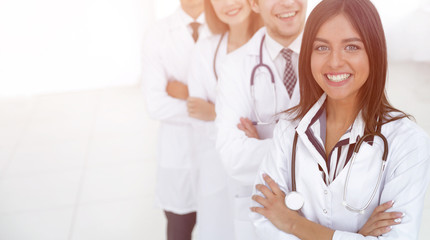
[262,173,267,178]
[402,212,405,217]
[391,200,395,205]
[394,218,402,223]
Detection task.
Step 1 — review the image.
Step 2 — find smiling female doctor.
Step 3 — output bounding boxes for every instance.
[250,0,430,239]
[186,0,262,239]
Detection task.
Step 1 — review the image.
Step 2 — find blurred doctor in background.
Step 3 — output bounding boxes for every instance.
[141,0,210,239]
[215,0,308,239]
[186,0,262,239]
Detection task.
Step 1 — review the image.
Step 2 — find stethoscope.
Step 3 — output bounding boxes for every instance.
[285,128,389,214]
[213,34,277,125]
[250,35,277,125]
[213,33,225,81]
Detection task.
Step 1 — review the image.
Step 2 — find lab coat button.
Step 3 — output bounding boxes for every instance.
[324,190,328,195]
[323,209,328,214]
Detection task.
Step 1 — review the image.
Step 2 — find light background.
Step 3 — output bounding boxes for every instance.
[0,0,429,240]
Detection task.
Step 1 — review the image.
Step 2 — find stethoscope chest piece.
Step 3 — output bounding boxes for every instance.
[285,191,304,211]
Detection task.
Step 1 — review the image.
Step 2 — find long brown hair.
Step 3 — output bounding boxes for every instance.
[287,0,409,133]
[204,0,262,35]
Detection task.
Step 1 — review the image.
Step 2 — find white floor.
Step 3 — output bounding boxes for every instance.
[0,61,429,240]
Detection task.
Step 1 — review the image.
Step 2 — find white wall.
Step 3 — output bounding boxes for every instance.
[0,0,428,97]
[373,0,430,62]
[0,0,153,97]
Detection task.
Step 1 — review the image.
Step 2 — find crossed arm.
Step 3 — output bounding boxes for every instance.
[251,174,403,240]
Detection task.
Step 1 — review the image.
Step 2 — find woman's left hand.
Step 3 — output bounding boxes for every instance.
[251,173,300,233]
[237,117,260,139]
[187,97,216,121]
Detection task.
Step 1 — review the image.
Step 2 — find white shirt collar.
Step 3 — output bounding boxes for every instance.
[264,32,303,61]
[177,7,205,26]
[264,32,284,62]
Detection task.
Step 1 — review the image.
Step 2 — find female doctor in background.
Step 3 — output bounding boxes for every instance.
[250,0,430,239]
[186,0,262,239]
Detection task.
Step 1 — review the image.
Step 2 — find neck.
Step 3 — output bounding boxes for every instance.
[181,4,203,20]
[266,29,300,48]
[227,18,252,53]
[326,97,360,130]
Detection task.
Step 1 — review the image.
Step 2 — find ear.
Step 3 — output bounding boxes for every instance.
[249,0,261,13]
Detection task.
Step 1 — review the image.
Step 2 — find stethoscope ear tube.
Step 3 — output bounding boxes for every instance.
[286,131,303,211]
[291,132,299,192]
[213,33,226,81]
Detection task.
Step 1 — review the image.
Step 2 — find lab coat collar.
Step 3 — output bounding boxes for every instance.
[296,94,365,142]
[247,27,267,56]
[295,93,366,178]
[349,111,365,145]
[296,94,327,135]
[295,94,329,175]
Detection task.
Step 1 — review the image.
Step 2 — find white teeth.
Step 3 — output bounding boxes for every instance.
[226,8,240,16]
[277,12,296,19]
[326,73,351,82]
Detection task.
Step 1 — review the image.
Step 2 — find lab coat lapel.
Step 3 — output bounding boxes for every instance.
[296,94,330,179]
[163,11,193,82]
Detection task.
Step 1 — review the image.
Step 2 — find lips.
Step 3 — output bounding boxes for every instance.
[276,11,296,19]
[225,8,241,16]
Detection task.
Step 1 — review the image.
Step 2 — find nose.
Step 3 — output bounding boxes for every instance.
[328,49,345,69]
[280,0,295,7]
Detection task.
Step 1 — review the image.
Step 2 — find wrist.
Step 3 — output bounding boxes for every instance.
[287,213,304,235]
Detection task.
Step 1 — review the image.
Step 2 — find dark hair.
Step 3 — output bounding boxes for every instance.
[204,0,262,35]
[287,0,409,133]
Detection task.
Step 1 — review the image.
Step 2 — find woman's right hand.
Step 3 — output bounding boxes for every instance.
[358,201,404,236]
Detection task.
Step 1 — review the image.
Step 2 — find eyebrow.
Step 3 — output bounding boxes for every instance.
[314,37,363,43]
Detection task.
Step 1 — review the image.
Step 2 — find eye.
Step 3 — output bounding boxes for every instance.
[314,45,329,51]
[345,45,359,51]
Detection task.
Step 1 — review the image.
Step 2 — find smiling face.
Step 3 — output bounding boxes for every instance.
[211,0,252,26]
[250,0,307,45]
[311,13,369,104]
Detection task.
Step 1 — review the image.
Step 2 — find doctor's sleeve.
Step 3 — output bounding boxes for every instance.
[187,44,211,101]
[250,121,300,240]
[141,27,190,124]
[215,56,272,185]
[333,132,430,240]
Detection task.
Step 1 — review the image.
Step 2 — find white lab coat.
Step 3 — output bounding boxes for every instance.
[215,27,301,239]
[187,33,234,239]
[141,8,210,214]
[251,93,430,240]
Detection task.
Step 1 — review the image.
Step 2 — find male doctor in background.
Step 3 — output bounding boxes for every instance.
[141,0,209,239]
[215,0,308,239]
